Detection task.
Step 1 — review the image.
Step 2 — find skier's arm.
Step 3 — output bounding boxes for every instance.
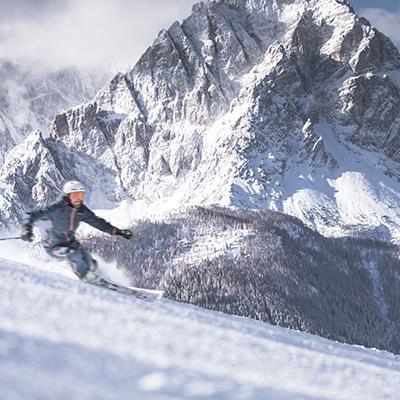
[82,207,132,239]
[24,200,63,226]
[81,207,117,235]
[25,207,51,226]
[21,203,56,242]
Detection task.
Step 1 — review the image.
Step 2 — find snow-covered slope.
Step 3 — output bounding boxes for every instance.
[1,0,400,241]
[1,245,399,400]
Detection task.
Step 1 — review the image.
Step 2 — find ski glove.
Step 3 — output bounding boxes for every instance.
[116,229,133,240]
[21,224,33,242]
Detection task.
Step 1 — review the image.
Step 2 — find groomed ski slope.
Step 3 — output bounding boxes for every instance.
[0,245,400,400]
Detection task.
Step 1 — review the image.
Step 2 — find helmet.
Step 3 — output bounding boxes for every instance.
[63,181,85,195]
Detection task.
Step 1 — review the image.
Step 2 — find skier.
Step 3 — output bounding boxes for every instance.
[20,181,132,281]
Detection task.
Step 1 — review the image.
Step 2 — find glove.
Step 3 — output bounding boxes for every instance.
[116,228,132,240]
[21,224,33,242]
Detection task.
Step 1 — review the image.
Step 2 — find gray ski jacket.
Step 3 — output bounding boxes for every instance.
[25,196,117,248]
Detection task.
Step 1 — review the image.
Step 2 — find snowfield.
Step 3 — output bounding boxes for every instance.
[0,244,400,400]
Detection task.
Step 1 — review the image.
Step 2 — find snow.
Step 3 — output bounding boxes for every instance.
[1,5,400,395]
[70,106,400,244]
[0,242,400,400]
[172,228,253,266]
[280,121,400,241]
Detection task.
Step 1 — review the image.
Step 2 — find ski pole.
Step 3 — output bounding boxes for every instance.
[0,236,21,241]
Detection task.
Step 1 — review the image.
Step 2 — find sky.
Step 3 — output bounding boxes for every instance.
[0,0,196,71]
[354,0,400,48]
[0,0,399,72]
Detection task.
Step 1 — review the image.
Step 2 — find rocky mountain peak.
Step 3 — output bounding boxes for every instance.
[1,0,400,241]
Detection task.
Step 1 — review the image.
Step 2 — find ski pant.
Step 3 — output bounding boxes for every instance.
[45,241,97,279]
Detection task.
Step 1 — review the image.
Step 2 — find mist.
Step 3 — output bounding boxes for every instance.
[0,0,195,72]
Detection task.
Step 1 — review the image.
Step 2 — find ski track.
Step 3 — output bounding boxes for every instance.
[1,255,400,400]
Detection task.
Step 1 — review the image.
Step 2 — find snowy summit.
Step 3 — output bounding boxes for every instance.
[1,0,400,241]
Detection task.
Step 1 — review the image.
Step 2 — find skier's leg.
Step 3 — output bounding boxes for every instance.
[45,242,97,279]
[46,245,70,260]
[66,245,97,279]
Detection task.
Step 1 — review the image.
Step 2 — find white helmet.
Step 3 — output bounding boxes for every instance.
[63,180,85,195]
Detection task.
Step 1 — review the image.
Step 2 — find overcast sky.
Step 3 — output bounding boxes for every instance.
[0,0,398,72]
[0,0,196,71]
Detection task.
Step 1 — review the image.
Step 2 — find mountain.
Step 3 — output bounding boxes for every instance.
[0,60,110,166]
[1,0,400,359]
[0,243,399,399]
[1,0,400,241]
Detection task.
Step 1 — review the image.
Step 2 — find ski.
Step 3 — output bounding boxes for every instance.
[82,272,163,302]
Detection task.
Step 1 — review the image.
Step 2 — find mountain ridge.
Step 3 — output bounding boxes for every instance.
[0,59,110,166]
[0,0,400,241]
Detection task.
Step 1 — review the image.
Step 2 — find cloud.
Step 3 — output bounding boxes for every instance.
[0,0,195,71]
[360,7,400,48]
[0,0,68,21]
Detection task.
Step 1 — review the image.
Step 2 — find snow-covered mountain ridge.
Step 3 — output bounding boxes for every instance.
[0,60,109,166]
[1,0,400,241]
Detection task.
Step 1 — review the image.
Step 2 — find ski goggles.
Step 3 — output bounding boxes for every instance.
[69,191,85,201]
